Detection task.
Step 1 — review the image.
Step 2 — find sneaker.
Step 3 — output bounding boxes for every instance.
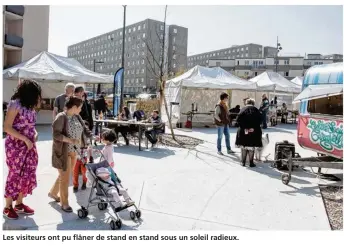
[14,203,34,215]
[3,206,19,220]
[249,163,257,167]
[217,151,224,156]
[227,149,235,154]
[81,183,86,190]
[73,187,78,193]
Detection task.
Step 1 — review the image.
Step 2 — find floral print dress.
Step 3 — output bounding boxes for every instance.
[5,100,38,201]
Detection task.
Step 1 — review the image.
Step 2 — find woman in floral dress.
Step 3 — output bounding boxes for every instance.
[3,79,42,220]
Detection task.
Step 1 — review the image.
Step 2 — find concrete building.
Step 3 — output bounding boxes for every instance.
[68,19,188,94]
[263,46,278,57]
[3,5,50,69]
[208,54,342,80]
[187,43,264,69]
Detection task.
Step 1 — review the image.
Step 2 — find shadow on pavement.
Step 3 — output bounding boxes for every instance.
[113,145,176,159]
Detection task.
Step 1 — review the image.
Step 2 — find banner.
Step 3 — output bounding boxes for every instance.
[113,67,124,116]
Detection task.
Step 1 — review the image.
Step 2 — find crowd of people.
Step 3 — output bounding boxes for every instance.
[214,92,289,167]
[3,80,163,219]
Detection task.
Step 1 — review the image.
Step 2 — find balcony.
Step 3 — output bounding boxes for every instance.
[251,65,266,70]
[4,34,24,50]
[5,5,25,20]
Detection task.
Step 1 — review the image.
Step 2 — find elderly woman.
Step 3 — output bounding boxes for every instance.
[235,98,262,167]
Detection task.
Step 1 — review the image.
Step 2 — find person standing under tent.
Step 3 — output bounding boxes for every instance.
[259,94,269,129]
[53,83,75,120]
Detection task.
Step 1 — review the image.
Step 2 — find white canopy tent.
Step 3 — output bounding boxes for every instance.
[3,51,114,124]
[249,71,301,93]
[162,65,257,127]
[291,76,303,86]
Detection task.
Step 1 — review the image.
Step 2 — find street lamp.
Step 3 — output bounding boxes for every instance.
[120,5,126,111]
[275,36,282,73]
[93,59,104,100]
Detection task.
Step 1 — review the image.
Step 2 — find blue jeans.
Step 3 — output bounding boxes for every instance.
[261,111,267,129]
[217,125,231,152]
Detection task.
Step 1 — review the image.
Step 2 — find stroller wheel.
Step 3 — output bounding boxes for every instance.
[130,211,136,220]
[98,202,107,211]
[77,208,88,219]
[110,220,116,230]
[135,210,142,219]
[115,219,122,229]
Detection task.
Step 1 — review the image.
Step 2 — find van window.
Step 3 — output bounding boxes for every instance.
[308,94,343,116]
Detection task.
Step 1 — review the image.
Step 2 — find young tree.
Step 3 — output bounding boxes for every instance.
[142,5,187,141]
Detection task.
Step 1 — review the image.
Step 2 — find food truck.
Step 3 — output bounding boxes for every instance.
[281,62,343,184]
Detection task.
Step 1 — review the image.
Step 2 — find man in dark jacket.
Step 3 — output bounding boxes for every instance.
[214,92,234,155]
[74,86,93,130]
[144,110,164,145]
[259,94,269,129]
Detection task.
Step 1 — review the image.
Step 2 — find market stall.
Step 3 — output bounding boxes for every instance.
[162,65,257,128]
[3,51,113,124]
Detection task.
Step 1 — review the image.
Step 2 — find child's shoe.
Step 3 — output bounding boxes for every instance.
[81,183,87,190]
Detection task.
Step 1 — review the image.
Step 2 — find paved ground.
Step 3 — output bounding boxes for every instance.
[2,124,340,230]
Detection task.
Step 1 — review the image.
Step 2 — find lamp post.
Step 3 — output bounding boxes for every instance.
[120,5,126,111]
[275,36,282,73]
[93,59,104,100]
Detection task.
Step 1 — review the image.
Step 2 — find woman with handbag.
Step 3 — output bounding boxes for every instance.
[3,80,42,220]
[49,96,92,213]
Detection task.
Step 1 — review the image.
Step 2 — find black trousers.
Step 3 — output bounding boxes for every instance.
[145,129,158,144]
[115,125,130,145]
[241,148,255,166]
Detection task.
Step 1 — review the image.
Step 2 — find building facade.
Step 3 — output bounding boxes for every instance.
[3,5,50,69]
[208,54,342,80]
[68,19,188,94]
[187,43,265,69]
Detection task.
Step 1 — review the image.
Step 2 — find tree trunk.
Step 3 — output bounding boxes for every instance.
[160,80,176,140]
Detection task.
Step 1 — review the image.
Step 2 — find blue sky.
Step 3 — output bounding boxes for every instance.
[48,5,343,57]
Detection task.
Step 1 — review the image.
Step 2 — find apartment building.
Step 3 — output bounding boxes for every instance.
[68,19,188,94]
[3,5,50,69]
[208,54,342,80]
[187,43,266,69]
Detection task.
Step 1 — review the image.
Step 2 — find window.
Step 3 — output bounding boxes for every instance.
[274,60,279,65]
[246,47,248,50]
[173,37,176,43]
[133,27,136,32]
[120,31,122,36]
[173,46,176,51]
[308,94,343,115]
[143,24,146,29]
[127,62,130,66]
[141,68,145,73]
[241,48,244,51]
[127,71,130,75]
[255,72,258,76]
[141,59,145,64]
[173,28,177,33]
[138,25,141,30]
[136,78,139,84]
[128,37,131,42]
[284,60,289,65]
[216,62,221,67]
[142,33,146,38]
[244,72,249,76]
[160,34,163,40]
[237,61,239,65]
[173,64,176,68]
[128,28,131,33]
[245,54,248,57]
[160,25,164,31]
[141,78,144,83]
[245,60,249,65]
[131,70,135,75]
[285,72,289,77]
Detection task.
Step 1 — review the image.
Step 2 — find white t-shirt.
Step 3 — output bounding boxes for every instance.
[102,144,114,167]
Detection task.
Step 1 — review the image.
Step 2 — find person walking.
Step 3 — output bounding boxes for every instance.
[53,83,75,120]
[259,94,269,129]
[235,98,262,167]
[49,96,92,213]
[3,80,42,219]
[74,86,94,131]
[214,92,234,155]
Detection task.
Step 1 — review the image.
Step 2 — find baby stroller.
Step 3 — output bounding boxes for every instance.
[74,143,142,230]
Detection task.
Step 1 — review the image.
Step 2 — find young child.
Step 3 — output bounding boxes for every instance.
[92,129,134,208]
[73,148,88,192]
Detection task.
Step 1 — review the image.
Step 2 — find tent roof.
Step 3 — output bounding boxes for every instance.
[249,71,301,93]
[166,65,257,90]
[3,51,114,84]
[303,62,343,85]
[291,76,303,86]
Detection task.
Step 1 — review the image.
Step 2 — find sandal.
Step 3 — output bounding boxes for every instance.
[48,193,60,202]
[61,206,73,213]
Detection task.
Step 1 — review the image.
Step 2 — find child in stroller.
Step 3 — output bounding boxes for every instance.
[78,129,141,230]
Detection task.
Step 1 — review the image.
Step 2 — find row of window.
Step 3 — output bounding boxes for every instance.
[188,47,263,61]
[125,78,145,84]
[126,68,146,75]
